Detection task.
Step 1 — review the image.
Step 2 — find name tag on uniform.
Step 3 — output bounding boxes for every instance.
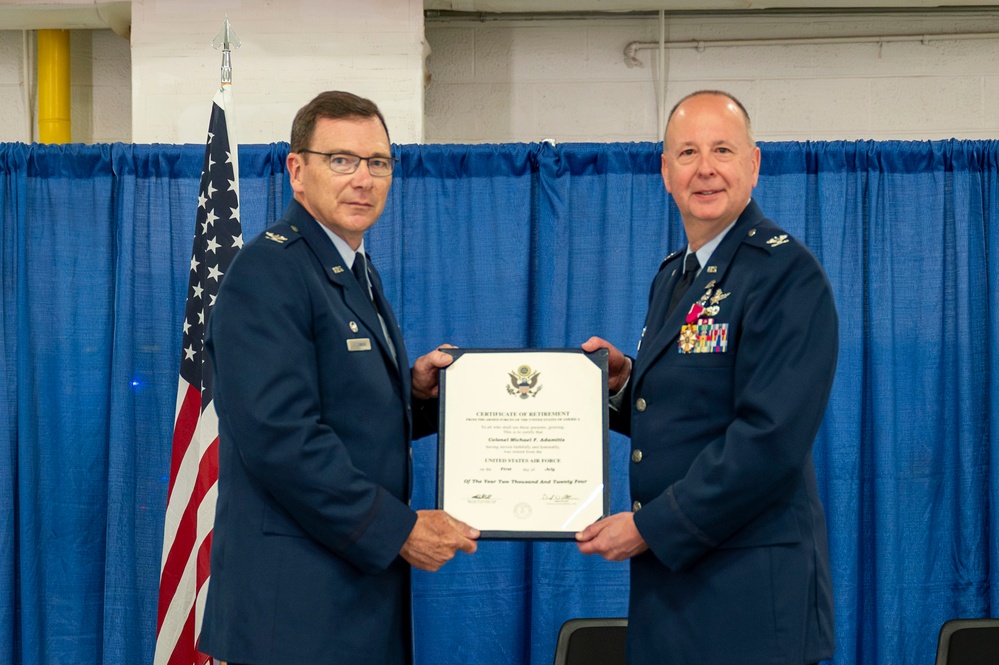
[347,338,372,352]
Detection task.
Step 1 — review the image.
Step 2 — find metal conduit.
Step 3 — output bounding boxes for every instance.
[624,30,999,67]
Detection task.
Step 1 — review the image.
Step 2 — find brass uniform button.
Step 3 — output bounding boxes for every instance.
[636,397,647,411]
[631,449,643,463]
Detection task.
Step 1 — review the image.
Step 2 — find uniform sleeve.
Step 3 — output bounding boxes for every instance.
[608,370,633,435]
[412,396,439,441]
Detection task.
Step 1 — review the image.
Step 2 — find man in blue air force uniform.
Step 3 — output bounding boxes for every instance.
[198,91,479,665]
[578,91,838,665]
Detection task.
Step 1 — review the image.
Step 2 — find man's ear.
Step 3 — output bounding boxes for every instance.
[661,153,673,195]
[287,152,305,193]
[750,146,761,188]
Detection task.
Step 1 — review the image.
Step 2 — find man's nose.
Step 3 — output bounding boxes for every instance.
[695,153,716,175]
[350,160,375,186]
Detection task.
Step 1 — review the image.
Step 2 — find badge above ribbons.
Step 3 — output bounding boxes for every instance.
[678,283,731,354]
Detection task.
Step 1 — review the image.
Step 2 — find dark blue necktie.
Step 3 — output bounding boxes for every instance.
[352,251,398,367]
[352,252,374,304]
[667,252,700,318]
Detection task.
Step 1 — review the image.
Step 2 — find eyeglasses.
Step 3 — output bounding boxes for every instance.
[299,150,397,177]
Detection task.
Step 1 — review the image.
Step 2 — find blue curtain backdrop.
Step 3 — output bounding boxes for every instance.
[1,139,997,665]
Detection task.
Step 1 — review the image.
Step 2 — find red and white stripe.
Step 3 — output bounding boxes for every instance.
[154,379,219,665]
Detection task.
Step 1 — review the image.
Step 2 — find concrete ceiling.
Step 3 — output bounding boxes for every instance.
[0,1,130,37]
[426,0,999,9]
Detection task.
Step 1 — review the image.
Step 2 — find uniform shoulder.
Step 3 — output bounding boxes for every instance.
[740,219,807,259]
[227,222,307,281]
[244,221,305,253]
[657,248,685,273]
[738,218,830,288]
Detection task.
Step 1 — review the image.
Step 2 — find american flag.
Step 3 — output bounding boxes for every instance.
[155,86,242,665]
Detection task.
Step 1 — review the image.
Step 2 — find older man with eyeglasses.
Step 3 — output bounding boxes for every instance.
[198,91,479,665]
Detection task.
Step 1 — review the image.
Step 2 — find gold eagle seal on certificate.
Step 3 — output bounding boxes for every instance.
[507,364,542,399]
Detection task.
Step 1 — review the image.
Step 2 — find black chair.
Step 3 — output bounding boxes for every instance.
[935,618,999,665]
[552,618,628,665]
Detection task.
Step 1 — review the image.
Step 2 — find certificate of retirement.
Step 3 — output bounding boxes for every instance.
[437,348,609,540]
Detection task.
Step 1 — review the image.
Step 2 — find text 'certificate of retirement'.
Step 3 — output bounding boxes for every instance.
[437,348,609,540]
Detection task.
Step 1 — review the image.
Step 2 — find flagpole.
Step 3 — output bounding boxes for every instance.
[214,14,237,86]
[213,15,240,196]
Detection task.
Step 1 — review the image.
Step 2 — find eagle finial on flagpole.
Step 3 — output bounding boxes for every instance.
[212,14,241,85]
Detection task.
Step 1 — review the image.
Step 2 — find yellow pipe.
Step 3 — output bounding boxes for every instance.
[37,30,71,144]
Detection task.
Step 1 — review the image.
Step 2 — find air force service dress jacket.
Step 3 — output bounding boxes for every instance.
[199,199,435,665]
[614,199,838,665]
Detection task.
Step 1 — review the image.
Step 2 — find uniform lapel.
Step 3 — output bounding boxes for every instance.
[289,205,401,375]
[366,259,408,380]
[633,200,765,387]
[365,261,413,467]
[642,252,684,350]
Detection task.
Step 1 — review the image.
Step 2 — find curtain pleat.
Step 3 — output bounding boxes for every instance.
[1,139,997,665]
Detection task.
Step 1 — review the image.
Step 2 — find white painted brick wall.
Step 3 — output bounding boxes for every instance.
[0,0,427,144]
[424,18,661,143]
[3,7,999,144]
[130,0,426,144]
[0,31,30,141]
[76,30,132,143]
[426,11,999,142]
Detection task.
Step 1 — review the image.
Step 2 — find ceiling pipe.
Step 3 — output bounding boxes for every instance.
[624,30,999,67]
[37,29,71,143]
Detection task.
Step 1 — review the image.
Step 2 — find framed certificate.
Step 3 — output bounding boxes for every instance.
[437,348,609,540]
